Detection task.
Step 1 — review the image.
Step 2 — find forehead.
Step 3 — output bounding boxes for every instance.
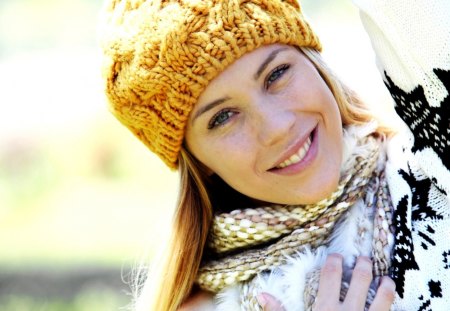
[217,43,296,76]
[197,44,298,92]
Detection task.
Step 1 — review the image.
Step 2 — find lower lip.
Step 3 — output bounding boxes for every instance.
[269,127,318,176]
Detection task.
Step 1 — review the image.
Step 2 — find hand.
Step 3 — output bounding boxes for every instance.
[257,254,396,311]
[314,254,395,311]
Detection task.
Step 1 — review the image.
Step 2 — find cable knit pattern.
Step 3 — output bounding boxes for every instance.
[354,0,450,309]
[99,0,321,169]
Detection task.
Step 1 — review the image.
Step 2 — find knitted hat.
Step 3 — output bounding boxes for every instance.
[100,0,321,169]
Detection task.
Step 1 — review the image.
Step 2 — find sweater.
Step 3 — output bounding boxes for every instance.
[354,0,450,309]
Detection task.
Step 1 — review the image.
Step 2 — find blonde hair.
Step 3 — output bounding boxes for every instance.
[134,47,393,311]
[300,47,394,137]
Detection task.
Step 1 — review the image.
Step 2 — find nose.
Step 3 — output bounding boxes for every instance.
[255,104,296,146]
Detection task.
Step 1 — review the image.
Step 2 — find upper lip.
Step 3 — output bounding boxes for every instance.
[268,125,316,170]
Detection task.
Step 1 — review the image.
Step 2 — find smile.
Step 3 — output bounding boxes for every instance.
[268,126,318,174]
[276,135,312,169]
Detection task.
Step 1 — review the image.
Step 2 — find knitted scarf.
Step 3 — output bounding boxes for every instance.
[196,131,395,309]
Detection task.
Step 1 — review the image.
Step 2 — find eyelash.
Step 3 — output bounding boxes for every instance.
[265,64,290,89]
[208,109,236,129]
[207,64,290,130]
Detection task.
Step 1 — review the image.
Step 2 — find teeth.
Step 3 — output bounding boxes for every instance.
[276,136,312,169]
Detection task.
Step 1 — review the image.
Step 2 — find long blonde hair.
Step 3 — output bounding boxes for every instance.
[135,47,393,311]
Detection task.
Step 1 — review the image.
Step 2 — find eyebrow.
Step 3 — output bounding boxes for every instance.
[254,47,289,80]
[191,47,289,125]
[191,96,230,124]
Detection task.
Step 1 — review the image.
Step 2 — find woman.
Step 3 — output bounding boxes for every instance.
[99,0,449,310]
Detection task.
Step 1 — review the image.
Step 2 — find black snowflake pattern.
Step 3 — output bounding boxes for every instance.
[443,251,450,269]
[390,195,419,298]
[384,69,450,170]
[431,177,447,196]
[417,280,443,311]
[428,280,443,298]
[417,225,436,251]
[418,295,431,311]
[399,167,442,221]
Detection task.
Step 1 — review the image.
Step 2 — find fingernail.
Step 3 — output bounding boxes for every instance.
[257,293,268,308]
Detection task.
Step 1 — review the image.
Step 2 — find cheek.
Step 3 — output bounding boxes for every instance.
[309,79,342,128]
[285,73,332,111]
[195,134,253,176]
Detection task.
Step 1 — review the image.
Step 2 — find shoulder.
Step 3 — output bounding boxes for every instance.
[178,290,215,311]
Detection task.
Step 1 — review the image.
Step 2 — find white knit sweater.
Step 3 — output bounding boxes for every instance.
[209,1,450,310]
[355,0,450,309]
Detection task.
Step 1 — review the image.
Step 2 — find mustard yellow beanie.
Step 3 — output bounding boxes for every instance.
[100,0,321,169]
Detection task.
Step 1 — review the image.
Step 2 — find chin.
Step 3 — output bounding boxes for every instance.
[294,173,341,205]
[317,173,341,198]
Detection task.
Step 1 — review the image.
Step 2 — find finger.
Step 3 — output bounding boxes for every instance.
[315,253,343,308]
[344,256,373,309]
[257,293,285,311]
[368,276,396,311]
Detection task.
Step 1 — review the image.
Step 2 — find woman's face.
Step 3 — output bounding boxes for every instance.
[185,44,343,205]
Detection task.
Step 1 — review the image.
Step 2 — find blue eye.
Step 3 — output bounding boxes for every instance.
[265,64,290,89]
[208,109,235,129]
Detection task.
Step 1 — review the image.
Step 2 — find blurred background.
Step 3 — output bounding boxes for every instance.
[0,0,392,310]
